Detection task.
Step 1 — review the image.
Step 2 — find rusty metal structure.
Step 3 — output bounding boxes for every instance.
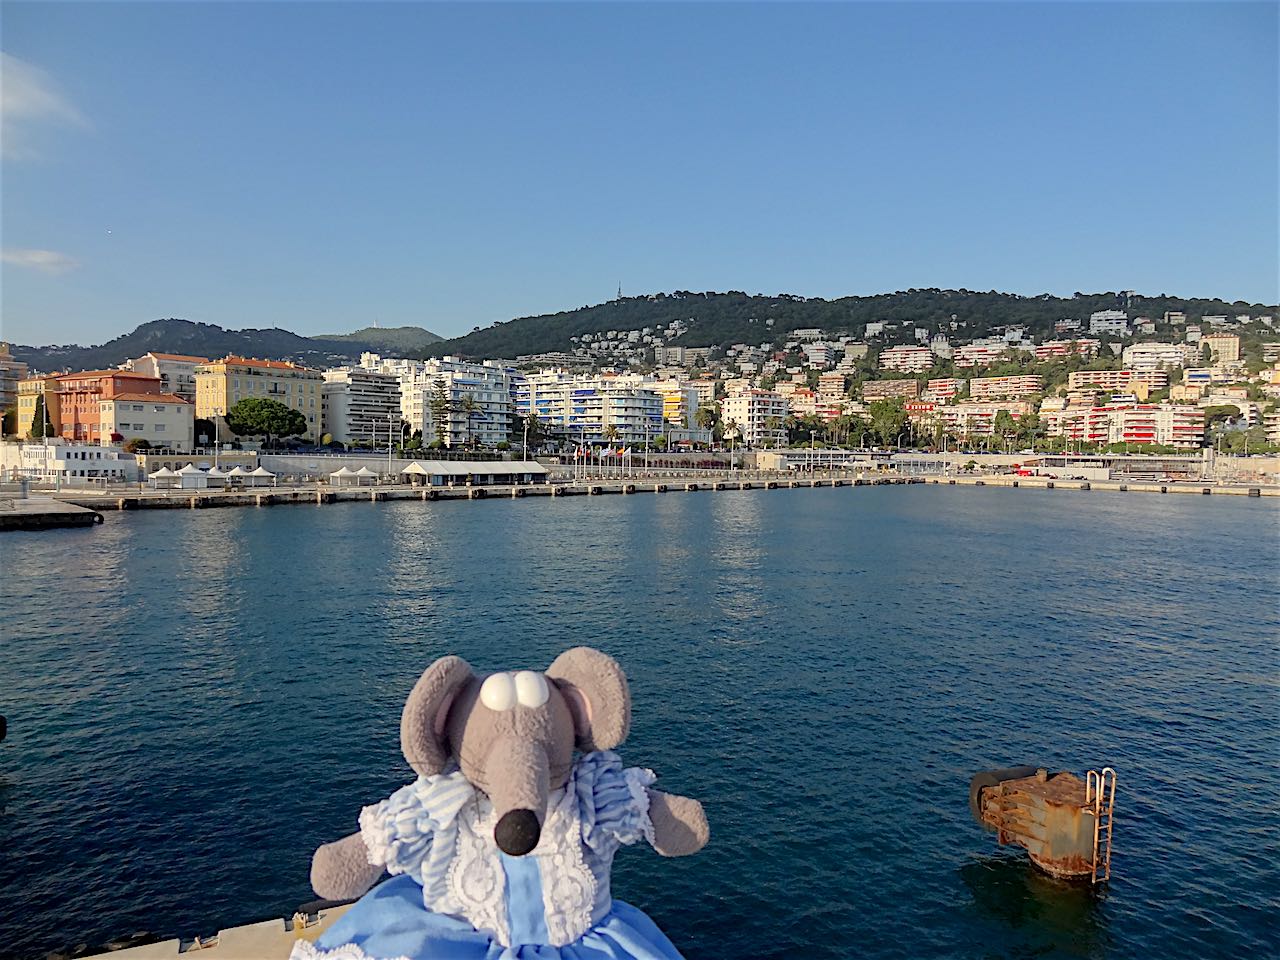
[971,765,1116,882]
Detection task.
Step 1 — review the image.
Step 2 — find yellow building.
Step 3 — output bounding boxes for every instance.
[194,356,324,439]
[16,375,62,439]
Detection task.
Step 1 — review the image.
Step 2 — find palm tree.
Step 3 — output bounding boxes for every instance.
[460,393,481,449]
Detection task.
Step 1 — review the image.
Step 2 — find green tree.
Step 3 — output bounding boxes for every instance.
[1,405,16,437]
[519,413,546,449]
[29,394,55,439]
[867,397,908,446]
[694,405,717,432]
[123,437,151,453]
[1015,413,1043,447]
[225,397,308,446]
[992,410,1019,450]
[459,393,481,448]
[429,379,452,446]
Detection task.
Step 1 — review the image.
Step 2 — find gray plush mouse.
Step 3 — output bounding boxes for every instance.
[294,647,709,960]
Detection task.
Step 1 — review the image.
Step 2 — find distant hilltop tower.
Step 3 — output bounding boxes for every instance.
[617,283,623,301]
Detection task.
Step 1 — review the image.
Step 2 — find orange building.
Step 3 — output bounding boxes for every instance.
[56,370,164,444]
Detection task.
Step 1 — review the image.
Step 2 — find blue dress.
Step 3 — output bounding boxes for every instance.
[291,752,686,960]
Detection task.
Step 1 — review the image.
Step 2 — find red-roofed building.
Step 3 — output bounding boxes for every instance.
[99,392,194,451]
[56,371,165,444]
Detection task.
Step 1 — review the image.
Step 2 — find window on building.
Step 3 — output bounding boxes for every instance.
[155,425,166,432]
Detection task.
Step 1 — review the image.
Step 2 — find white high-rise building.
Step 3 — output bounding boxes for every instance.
[721,389,789,447]
[360,354,516,447]
[514,371,663,445]
[1121,342,1191,372]
[1089,311,1130,336]
[322,368,403,445]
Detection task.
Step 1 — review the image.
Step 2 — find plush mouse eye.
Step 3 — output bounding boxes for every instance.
[514,671,549,708]
[480,673,517,712]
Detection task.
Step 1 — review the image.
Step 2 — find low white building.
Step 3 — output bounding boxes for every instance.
[1,440,141,484]
[99,393,194,452]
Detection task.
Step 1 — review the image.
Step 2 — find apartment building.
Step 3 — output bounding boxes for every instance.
[924,378,963,402]
[862,379,920,401]
[816,372,847,403]
[124,352,208,402]
[515,372,663,445]
[1201,333,1241,363]
[1264,410,1280,446]
[1121,342,1190,372]
[1088,311,1129,336]
[953,340,1010,367]
[940,401,1033,438]
[968,375,1043,400]
[195,357,324,440]
[321,368,402,445]
[99,393,194,451]
[16,375,62,439]
[878,345,934,373]
[1035,339,1100,360]
[360,354,514,445]
[721,389,789,447]
[1066,369,1170,392]
[0,343,29,413]
[1043,403,1204,448]
[56,370,165,444]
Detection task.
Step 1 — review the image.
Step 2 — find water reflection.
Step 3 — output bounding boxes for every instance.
[707,493,769,637]
[960,854,1109,959]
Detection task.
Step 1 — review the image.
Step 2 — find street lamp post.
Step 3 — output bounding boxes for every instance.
[213,407,222,470]
[387,411,396,478]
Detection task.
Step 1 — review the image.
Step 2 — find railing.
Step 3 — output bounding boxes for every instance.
[1086,767,1117,884]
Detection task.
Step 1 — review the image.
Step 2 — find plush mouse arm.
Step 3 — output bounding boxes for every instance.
[647,788,709,857]
[311,831,385,901]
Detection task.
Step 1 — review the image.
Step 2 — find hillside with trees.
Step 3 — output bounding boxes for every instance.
[422,289,1276,360]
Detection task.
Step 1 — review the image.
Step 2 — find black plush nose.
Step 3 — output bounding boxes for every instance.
[495,809,541,856]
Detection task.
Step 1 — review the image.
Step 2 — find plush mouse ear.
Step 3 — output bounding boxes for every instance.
[546,647,631,752]
[401,655,475,777]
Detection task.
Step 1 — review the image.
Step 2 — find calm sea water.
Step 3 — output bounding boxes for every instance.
[1,488,1277,960]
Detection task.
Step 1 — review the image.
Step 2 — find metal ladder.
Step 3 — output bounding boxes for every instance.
[1086,767,1117,883]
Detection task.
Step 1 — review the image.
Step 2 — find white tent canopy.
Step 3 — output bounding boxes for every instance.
[149,466,177,478]
[227,466,253,477]
[250,466,275,477]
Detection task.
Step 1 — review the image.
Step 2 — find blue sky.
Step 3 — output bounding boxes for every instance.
[2,1,1276,345]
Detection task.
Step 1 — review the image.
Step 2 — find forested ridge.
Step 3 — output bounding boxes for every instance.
[423,289,1275,359]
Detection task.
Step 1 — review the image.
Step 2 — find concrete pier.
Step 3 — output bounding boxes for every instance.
[15,472,1274,522]
[0,496,103,531]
